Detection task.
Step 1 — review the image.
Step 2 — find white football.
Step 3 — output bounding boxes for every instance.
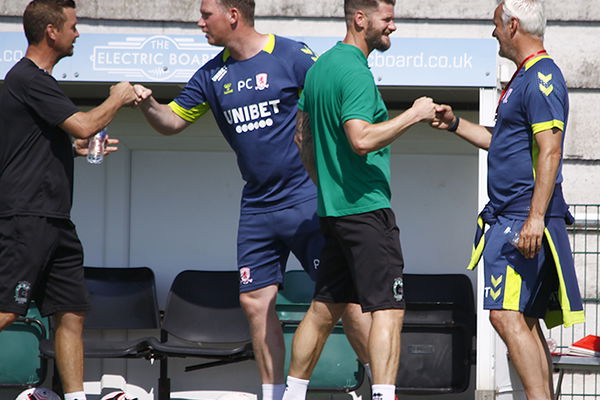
[15,387,61,400]
[100,391,131,400]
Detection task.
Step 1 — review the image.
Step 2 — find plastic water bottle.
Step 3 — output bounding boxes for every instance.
[503,226,520,247]
[87,128,108,164]
[546,337,558,354]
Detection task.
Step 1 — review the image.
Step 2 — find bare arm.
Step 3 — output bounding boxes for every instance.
[431,104,492,150]
[134,84,190,135]
[59,81,138,139]
[294,109,317,183]
[517,128,563,258]
[343,97,437,155]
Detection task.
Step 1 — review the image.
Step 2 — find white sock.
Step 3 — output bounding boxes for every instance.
[363,363,372,382]
[282,376,309,400]
[371,384,395,400]
[262,383,286,400]
[64,392,87,400]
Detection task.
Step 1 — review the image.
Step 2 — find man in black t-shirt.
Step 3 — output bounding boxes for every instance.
[0,2,138,400]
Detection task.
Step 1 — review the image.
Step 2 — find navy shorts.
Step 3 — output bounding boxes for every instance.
[237,198,322,292]
[482,215,558,318]
[0,216,90,316]
[314,208,406,312]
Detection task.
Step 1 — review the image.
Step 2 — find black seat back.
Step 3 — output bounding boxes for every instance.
[83,266,160,330]
[162,270,251,343]
[397,273,475,394]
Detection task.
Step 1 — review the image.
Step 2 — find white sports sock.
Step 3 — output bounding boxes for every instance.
[262,383,286,400]
[64,391,87,400]
[371,384,395,400]
[282,376,309,400]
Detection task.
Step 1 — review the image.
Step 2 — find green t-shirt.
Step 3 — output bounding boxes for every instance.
[299,42,391,217]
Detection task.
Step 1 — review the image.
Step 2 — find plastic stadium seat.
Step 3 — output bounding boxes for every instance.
[40,266,160,360]
[39,266,161,394]
[0,303,49,388]
[276,270,364,392]
[147,270,253,400]
[277,271,476,394]
[397,274,476,394]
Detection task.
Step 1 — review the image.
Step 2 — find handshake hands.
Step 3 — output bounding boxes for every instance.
[109,82,154,108]
[110,81,141,107]
[410,97,458,131]
[81,83,155,158]
[132,84,153,107]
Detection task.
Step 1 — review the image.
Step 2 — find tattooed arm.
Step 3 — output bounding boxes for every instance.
[294,109,317,183]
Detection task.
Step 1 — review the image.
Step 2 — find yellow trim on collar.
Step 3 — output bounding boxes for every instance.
[222,34,275,62]
[263,33,275,54]
[525,55,552,70]
[222,48,231,62]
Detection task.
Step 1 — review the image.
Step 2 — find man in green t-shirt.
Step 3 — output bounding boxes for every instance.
[281,1,437,400]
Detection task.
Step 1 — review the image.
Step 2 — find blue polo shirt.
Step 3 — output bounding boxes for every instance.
[170,34,318,214]
[488,55,569,216]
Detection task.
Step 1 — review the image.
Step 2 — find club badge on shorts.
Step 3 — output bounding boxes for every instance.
[392,277,404,302]
[14,281,31,305]
[240,267,253,285]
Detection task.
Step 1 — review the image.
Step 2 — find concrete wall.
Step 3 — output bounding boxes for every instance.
[2,0,600,21]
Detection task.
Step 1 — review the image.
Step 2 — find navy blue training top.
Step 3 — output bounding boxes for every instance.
[170,34,318,214]
[488,55,569,216]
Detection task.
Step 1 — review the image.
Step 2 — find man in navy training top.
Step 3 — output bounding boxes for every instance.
[133,1,371,399]
[432,1,584,399]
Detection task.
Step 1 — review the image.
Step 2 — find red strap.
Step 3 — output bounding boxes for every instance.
[496,50,547,117]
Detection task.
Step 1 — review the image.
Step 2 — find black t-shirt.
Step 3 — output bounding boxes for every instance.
[0,58,79,218]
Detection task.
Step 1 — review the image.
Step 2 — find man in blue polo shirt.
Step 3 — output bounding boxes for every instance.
[133,1,370,399]
[432,1,584,398]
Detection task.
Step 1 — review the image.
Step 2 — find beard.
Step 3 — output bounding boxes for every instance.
[365,21,391,52]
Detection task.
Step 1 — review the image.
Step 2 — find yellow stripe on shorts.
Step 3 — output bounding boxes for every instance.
[502,265,522,311]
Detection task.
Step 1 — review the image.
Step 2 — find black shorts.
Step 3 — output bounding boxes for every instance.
[314,208,405,312]
[0,216,89,316]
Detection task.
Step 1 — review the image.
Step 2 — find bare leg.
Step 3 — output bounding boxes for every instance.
[0,312,18,330]
[527,317,554,397]
[240,285,285,384]
[369,309,404,385]
[490,310,551,400]
[288,301,347,379]
[341,303,372,365]
[54,311,85,394]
